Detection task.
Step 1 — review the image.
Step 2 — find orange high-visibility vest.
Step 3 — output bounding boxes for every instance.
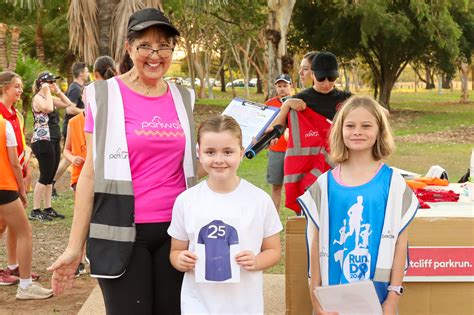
[0,118,19,191]
[284,109,334,213]
[0,107,26,173]
[68,113,86,186]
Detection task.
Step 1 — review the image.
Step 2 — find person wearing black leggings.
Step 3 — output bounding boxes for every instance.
[30,71,73,221]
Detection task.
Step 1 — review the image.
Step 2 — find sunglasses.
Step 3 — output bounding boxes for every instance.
[316,76,337,82]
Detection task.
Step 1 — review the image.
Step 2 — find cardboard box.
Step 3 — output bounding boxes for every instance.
[285,215,474,315]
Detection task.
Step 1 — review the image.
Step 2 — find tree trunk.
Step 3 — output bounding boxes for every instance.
[342,63,350,92]
[243,39,251,98]
[8,27,20,71]
[459,61,469,103]
[378,77,396,110]
[350,60,360,92]
[204,50,213,99]
[441,73,451,89]
[193,52,205,99]
[98,0,119,57]
[256,72,263,94]
[0,23,8,70]
[220,64,226,92]
[35,14,45,63]
[229,64,236,98]
[424,66,435,89]
[266,0,296,98]
[471,64,474,91]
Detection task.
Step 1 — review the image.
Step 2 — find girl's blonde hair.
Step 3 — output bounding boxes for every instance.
[197,115,242,147]
[329,95,395,163]
[0,71,22,96]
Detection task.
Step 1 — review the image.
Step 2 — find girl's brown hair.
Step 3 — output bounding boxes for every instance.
[329,95,395,163]
[0,71,22,96]
[197,115,242,147]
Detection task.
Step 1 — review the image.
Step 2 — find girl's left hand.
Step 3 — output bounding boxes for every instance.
[50,83,59,94]
[235,250,258,271]
[382,299,398,315]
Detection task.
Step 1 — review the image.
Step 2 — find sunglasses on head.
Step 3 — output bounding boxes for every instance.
[316,76,337,82]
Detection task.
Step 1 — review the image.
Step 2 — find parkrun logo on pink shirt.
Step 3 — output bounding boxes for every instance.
[141,116,182,129]
[109,148,128,160]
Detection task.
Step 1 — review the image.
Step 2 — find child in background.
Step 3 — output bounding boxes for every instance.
[297,96,418,314]
[266,74,292,212]
[168,115,282,314]
[0,117,53,299]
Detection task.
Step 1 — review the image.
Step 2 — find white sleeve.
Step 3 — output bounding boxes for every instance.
[167,193,189,241]
[263,195,283,238]
[5,121,18,147]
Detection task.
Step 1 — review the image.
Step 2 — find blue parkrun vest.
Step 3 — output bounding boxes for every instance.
[327,165,392,303]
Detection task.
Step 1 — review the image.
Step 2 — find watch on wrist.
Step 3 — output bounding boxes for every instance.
[387,285,404,296]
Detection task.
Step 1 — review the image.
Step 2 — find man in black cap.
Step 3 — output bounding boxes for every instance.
[269,52,352,212]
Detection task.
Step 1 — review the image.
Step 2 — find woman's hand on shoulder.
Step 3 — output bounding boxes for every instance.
[175,250,198,272]
[283,98,306,111]
[235,250,258,271]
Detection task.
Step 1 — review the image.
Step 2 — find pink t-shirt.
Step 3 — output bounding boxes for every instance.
[85,78,186,223]
[332,163,385,186]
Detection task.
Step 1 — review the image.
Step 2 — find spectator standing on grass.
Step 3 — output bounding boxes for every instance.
[30,72,74,221]
[265,74,292,212]
[49,8,202,314]
[62,56,117,278]
[51,62,89,197]
[0,116,53,299]
[270,52,352,212]
[0,71,40,285]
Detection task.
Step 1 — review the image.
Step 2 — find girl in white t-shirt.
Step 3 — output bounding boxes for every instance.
[168,115,283,314]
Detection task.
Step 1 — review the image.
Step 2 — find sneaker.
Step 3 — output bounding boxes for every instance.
[29,209,52,221]
[74,262,87,278]
[5,266,40,281]
[0,269,19,286]
[43,208,65,219]
[16,283,53,300]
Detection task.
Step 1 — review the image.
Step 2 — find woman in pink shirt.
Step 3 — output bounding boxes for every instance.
[49,9,201,314]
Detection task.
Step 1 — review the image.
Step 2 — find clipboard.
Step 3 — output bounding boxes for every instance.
[221,98,280,152]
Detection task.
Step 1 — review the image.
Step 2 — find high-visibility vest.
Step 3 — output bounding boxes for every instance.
[85,79,198,278]
[0,106,26,174]
[68,113,86,186]
[284,109,334,213]
[0,118,19,191]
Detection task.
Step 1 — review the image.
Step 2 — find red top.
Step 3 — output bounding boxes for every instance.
[265,97,288,152]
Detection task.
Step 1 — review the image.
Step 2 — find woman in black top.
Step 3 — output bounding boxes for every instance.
[30,72,73,221]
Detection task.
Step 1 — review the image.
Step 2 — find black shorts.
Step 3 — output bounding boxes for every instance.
[31,139,61,185]
[0,190,19,205]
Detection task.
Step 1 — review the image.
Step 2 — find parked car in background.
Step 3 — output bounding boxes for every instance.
[226,79,245,88]
[249,78,258,87]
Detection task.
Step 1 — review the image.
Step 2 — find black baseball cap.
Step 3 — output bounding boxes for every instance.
[274,74,292,84]
[37,72,61,83]
[311,52,339,79]
[127,8,180,36]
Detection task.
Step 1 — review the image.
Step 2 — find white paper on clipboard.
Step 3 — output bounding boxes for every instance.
[314,281,382,315]
[221,98,280,151]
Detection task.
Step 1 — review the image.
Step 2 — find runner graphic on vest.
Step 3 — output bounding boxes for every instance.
[334,196,372,282]
[198,219,239,281]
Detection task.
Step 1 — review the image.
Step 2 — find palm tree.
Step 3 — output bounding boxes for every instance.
[68,0,164,65]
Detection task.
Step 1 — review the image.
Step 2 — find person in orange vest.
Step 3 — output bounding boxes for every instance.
[265,74,292,212]
[0,117,53,299]
[0,71,40,285]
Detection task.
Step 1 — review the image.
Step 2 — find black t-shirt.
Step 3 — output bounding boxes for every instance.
[294,88,352,120]
[63,81,84,136]
[48,109,61,141]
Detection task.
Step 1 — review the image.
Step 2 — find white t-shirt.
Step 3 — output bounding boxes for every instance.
[168,179,283,314]
[5,121,17,147]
